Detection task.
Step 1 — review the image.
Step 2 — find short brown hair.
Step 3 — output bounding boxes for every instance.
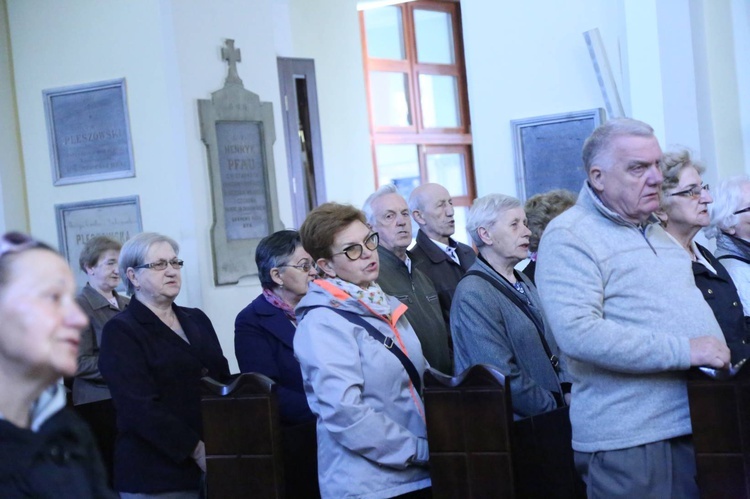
[79,236,122,272]
[300,202,367,261]
[525,189,577,252]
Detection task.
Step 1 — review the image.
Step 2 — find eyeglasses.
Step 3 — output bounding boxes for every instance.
[669,184,710,198]
[133,259,184,271]
[331,232,379,261]
[278,262,314,273]
[734,206,750,216]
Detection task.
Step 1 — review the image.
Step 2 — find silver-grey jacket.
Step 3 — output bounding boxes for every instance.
[294,279,431,499]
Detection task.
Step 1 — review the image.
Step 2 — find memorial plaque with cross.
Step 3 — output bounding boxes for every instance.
[199,39,283,285]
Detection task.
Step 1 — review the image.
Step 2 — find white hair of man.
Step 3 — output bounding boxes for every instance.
[582,118,655,173]
[362,183,401,227]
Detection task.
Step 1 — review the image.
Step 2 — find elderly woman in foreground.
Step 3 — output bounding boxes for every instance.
[0,232,114,497]
[658,151,749,362]
[295,202,431,499]
[707,176,750,316]
[99,232,230,498]
[451,194,570,419]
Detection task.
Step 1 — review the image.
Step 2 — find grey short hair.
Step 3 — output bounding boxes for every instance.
[362,184,400,226]
[705,176,750,239]
[582,118,655,173]
[119,232,179,294]
[467,193,522,248]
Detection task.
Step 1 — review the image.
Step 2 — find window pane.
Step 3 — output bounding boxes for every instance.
[419,74,459,128]
[426,152,467,196]
[414,9,454,64]
[371,71,412,127]
[364,6,405,60]
[375,144,420,199]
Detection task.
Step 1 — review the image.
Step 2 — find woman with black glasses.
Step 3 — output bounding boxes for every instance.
[295,203,431,499]
[234,229,320,498]
[99,232,230,498]
[659,151,750,363]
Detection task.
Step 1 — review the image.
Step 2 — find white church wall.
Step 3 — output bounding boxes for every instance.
[460,0,627,199]
[0,0,28,233]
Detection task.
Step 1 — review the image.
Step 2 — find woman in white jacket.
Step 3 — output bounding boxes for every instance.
[295,202,431,499]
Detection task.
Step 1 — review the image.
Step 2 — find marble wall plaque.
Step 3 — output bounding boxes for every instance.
[199,39,284,285]
[43,78,135,185]
[215,121,270,240]
[55,196,142,291]
[511,109,604,200]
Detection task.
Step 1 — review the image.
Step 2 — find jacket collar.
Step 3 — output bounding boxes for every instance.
[79,283,122,311]
[128,296,202,352]
[252,295,296,349]
[416,229,461,265]
[581,180,661,230]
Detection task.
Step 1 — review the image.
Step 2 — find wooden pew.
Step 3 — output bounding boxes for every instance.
[201,373,285,499]
[423,365,582,499]
[687,366,750,498]
[423,365,516,498]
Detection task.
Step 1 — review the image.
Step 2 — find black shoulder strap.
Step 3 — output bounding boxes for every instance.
[307,306,422,394]
[717,254,750,265]
[463,270,558,370]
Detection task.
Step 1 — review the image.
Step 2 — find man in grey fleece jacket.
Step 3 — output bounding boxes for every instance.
[536,118,730,498]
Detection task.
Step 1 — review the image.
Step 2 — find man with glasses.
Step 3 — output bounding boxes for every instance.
[409,183,476,332]
[363,184,452,374]
[535,118,730,498]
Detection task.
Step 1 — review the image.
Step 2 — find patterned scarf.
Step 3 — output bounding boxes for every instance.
[329,277,392,319]
[263,288,297,325]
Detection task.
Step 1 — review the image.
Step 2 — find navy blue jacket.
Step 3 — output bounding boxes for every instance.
[695,243,750,363]
[234,294,314,426]
[99,297,230,494]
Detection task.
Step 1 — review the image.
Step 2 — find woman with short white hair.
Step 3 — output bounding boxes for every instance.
[706,176,750,317]
[451,194,570,419]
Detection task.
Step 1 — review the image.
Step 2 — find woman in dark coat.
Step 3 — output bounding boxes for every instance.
[234,229,319,498]
[99,232,230,498]
[658,150,750,362]
[0,232,114,498]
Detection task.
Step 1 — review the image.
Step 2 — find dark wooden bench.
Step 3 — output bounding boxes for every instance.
[423,365,516,498]
[201,373,285,499]
[687,365,750,498]
[423,365,582,499]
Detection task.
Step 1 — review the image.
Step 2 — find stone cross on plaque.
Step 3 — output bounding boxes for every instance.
[222,39,243,86]
[199,39,283,285]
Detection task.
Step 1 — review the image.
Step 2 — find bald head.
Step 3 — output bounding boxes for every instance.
[409,183,455,244]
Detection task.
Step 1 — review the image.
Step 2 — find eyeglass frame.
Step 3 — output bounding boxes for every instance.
[331,232,379,261]
[133,259,185,271]
[278,262,314,273]
[669,183,710,199]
